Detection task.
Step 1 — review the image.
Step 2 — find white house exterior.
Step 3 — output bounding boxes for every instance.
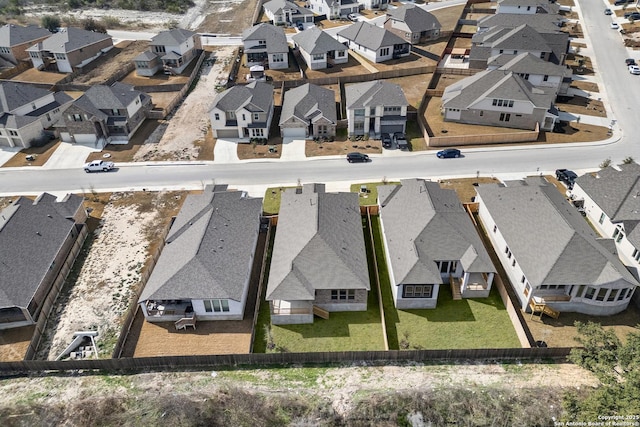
[476,179,638,316]
[208,81,274,140]
[571,163,640,271]
[345,80,408,137]
[309,0,359,20]
[139,185,263,323]
[337,21,410,63]
[292,27,348,70]
[487,52,572,96]
[263,0,314,26]
[496,0,560,15]
[280,83,336,138]
[358,0,388,11]
[135,28,201,76]
[242,23,289,70]
[378,179,496,309]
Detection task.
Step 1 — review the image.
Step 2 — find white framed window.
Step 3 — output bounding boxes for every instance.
[380,47,389,56]
[214,113,220,120]
[599,213,606,224]
[403,285,433,298]
[272,53,284,62]
[331,289,356,300]
[204,299,230,312]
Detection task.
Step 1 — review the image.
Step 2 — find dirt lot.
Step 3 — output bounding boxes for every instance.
[0,326,33,362]
[1,140,60,168]
[386,74,433,110]
[303,55,370,80]
[197,0,259,34]
[36,191,185,360]
[85,120,161,163]
[10,68,65,85]
[306,136,382,157]
[71,41,148,85]
[570,80,599,93]
[440,177,501,203]
[238,140,282,160]
[556,96,607,117]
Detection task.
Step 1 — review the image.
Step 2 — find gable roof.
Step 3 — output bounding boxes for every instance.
[139,186,263,302]
[242,23,289,54]
[72,82,144,119]
[345,80,409,110]
[209,81,273,114]
[0,81,53,113]
[265,184,370,301]
[476,180,638,288]
[0,193,83,311]
[497,0,560,13]
[477,12,564,32]
[378,179,495,286]
[292,27,346,55]
[27,27,111,53]
[150,28,196,46]
[337,21,407,51]
[489,52,571,78]
[263,0,313,17]
[134,50,158,62]
[575,163,640,248]
[474,24,551,52]
[386,4,441,33]
[442,69,556,110]
[280,83,336,126]
[0,24,51,47]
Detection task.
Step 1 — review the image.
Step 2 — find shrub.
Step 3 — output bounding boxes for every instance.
[599,157,612,168]
[41,15,61,32]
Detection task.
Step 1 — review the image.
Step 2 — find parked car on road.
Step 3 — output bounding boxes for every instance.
[381,133,392,148]
[84,160,115,173]
[346,152,370,163]
[624,11,640,20]
[605,8,613,15]
[436,148,461,158]
[393,132,409,150]
[626,58,637,66]
[555,169,578,189]
[630,65,640,74]
[611,22,620,29]
[347,13,359,21]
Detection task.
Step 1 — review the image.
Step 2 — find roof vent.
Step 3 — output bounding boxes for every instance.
[47,214,52,218]
[36,231,41,236]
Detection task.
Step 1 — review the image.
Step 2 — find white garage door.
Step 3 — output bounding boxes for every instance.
[282,127,307,138]
[216,129,239,138]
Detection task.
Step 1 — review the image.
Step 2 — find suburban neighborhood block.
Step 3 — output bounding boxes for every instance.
[266,184,370,325]
[209,81,274,139]
[345,80,408,137]
[476,179,638,316]
[292,27,348,70]
[378,179,496,309]
[0,24,51,66]
[134,28,201,76]
[383,4,441,44]
[280,83,337,139]
[138,185,263,323]
[308,0,359,20]
[0,193,87,330]
[262,0,314,27]
[337,21,410,64]
[242,23,289,70]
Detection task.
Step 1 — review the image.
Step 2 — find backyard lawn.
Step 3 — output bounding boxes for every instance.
[371,217,521,350]
[350,181,400,206]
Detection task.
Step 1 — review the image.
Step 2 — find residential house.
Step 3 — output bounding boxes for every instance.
[58,82,151,148]
[441,69,559,131]
[0,81,73,148]
[571,162,640,270]
[280,83,337,138]
[208,81,274,139]
[292,27,348,70]
[378,179,496,309]
[496,0,560,15]
[487,52,572,96]
[345,80,408,137]
[263,0,314,26]
[469,23,569,69]
[309,0,359,20]
[476,178,638,316]
[139,185,263,323]
[26,27,113,73]
[359,0,389,11]
[134,28,201,77]
[477,12,564,34]
[266,184,370,325]
[337,21,410,63]
[0,193,86,330]
[0,24,51,66]
[384,4,441,44]
[242,23,289,70]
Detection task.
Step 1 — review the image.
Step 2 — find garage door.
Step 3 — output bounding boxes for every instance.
[282,127,306,138]
[380,124,405,134]
[216,129,239,138]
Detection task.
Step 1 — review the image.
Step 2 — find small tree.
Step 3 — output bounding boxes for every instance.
[599,157,612,169]
[622,156,635,164]
[83,18,107,34]
[41,15,61,33]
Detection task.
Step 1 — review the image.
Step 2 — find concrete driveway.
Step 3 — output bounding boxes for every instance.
[0,147,21,167]
[42,142,101,169]
[213,138,240,163]
[280,137,307,161]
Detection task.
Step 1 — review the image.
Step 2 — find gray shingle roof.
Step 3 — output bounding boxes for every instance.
[242,23,289,54]
[134,50,158,62]
[27,27,111,53]
[345,80,408,110]
[266,184,370,301]
[210,81,273,114]
[473,24,551,52]
[263,0,313,17]
[379,179,495,286]
[476,180,638,288]
[337,21,407,51]
[489,52,570,78]
[477,12,564,32]
[280,83,336,126]
[139,187,263,302]
[497,0,560,13]
[0,81,54,113]
[575,163,640,248]
[75,82,143,116]
[0,112,39,129]
[150,28,195,46]
[0,24,51,47]
[386,4,441,33]
[442,69,556,110]
[0,193,83,311]
[292,27,346,55]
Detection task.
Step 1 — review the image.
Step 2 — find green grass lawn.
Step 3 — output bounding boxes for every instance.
[263,186,297,215]
[350,182,400,207]
[371,216,521,350]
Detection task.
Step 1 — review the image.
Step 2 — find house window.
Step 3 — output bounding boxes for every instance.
[331,289,356,300]
[9,130,18,136]
[227,111,236,119]
[576,285,585,298]
[479,110,483,116]
[613,226,624,242]
[403,284,433,298]
[203,299,230,312]
[312,53,324,60]
[0,47,10,54]
[354,109,365,117]
[512,259,516,267]
[214,113,220,120]
[633,248,640,262]
[54,53,66,60]
[272,53,284,62]
[519,73,529,80]
[521,275,525,283]
[383,106,401,113]
[599,213,605,224]
[618,289,628,301]
[336,50,345,57]
[258,40,266,45]
[596,288,607,301]
[543,75,549,82]
[523,282,531,297]
[493,225,497,233]
[354,122,364,131]
[46,113,51,121]
[380,47,390,56]
[71,114,83,122]
[154,46,166,53]
[111,109,119,115]
[607,289,618,302]
[499,113,511,122]
[251,128,264,137]
[242,114,246,121]
[585,287,596,300]
[253,113,260,121]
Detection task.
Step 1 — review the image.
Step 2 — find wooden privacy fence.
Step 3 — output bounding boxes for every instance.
[0,347,573,375]
[363,210,389,351]
[248,222,272,353]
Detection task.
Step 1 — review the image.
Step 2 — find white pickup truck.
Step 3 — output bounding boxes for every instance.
[84,160,115,173]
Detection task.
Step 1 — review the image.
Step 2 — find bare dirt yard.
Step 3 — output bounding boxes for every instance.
[36,191,185,360]
[133,46,236,161]
[71,41,148,85]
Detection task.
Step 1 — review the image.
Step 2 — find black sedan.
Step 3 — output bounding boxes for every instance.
[436,148,461,158]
